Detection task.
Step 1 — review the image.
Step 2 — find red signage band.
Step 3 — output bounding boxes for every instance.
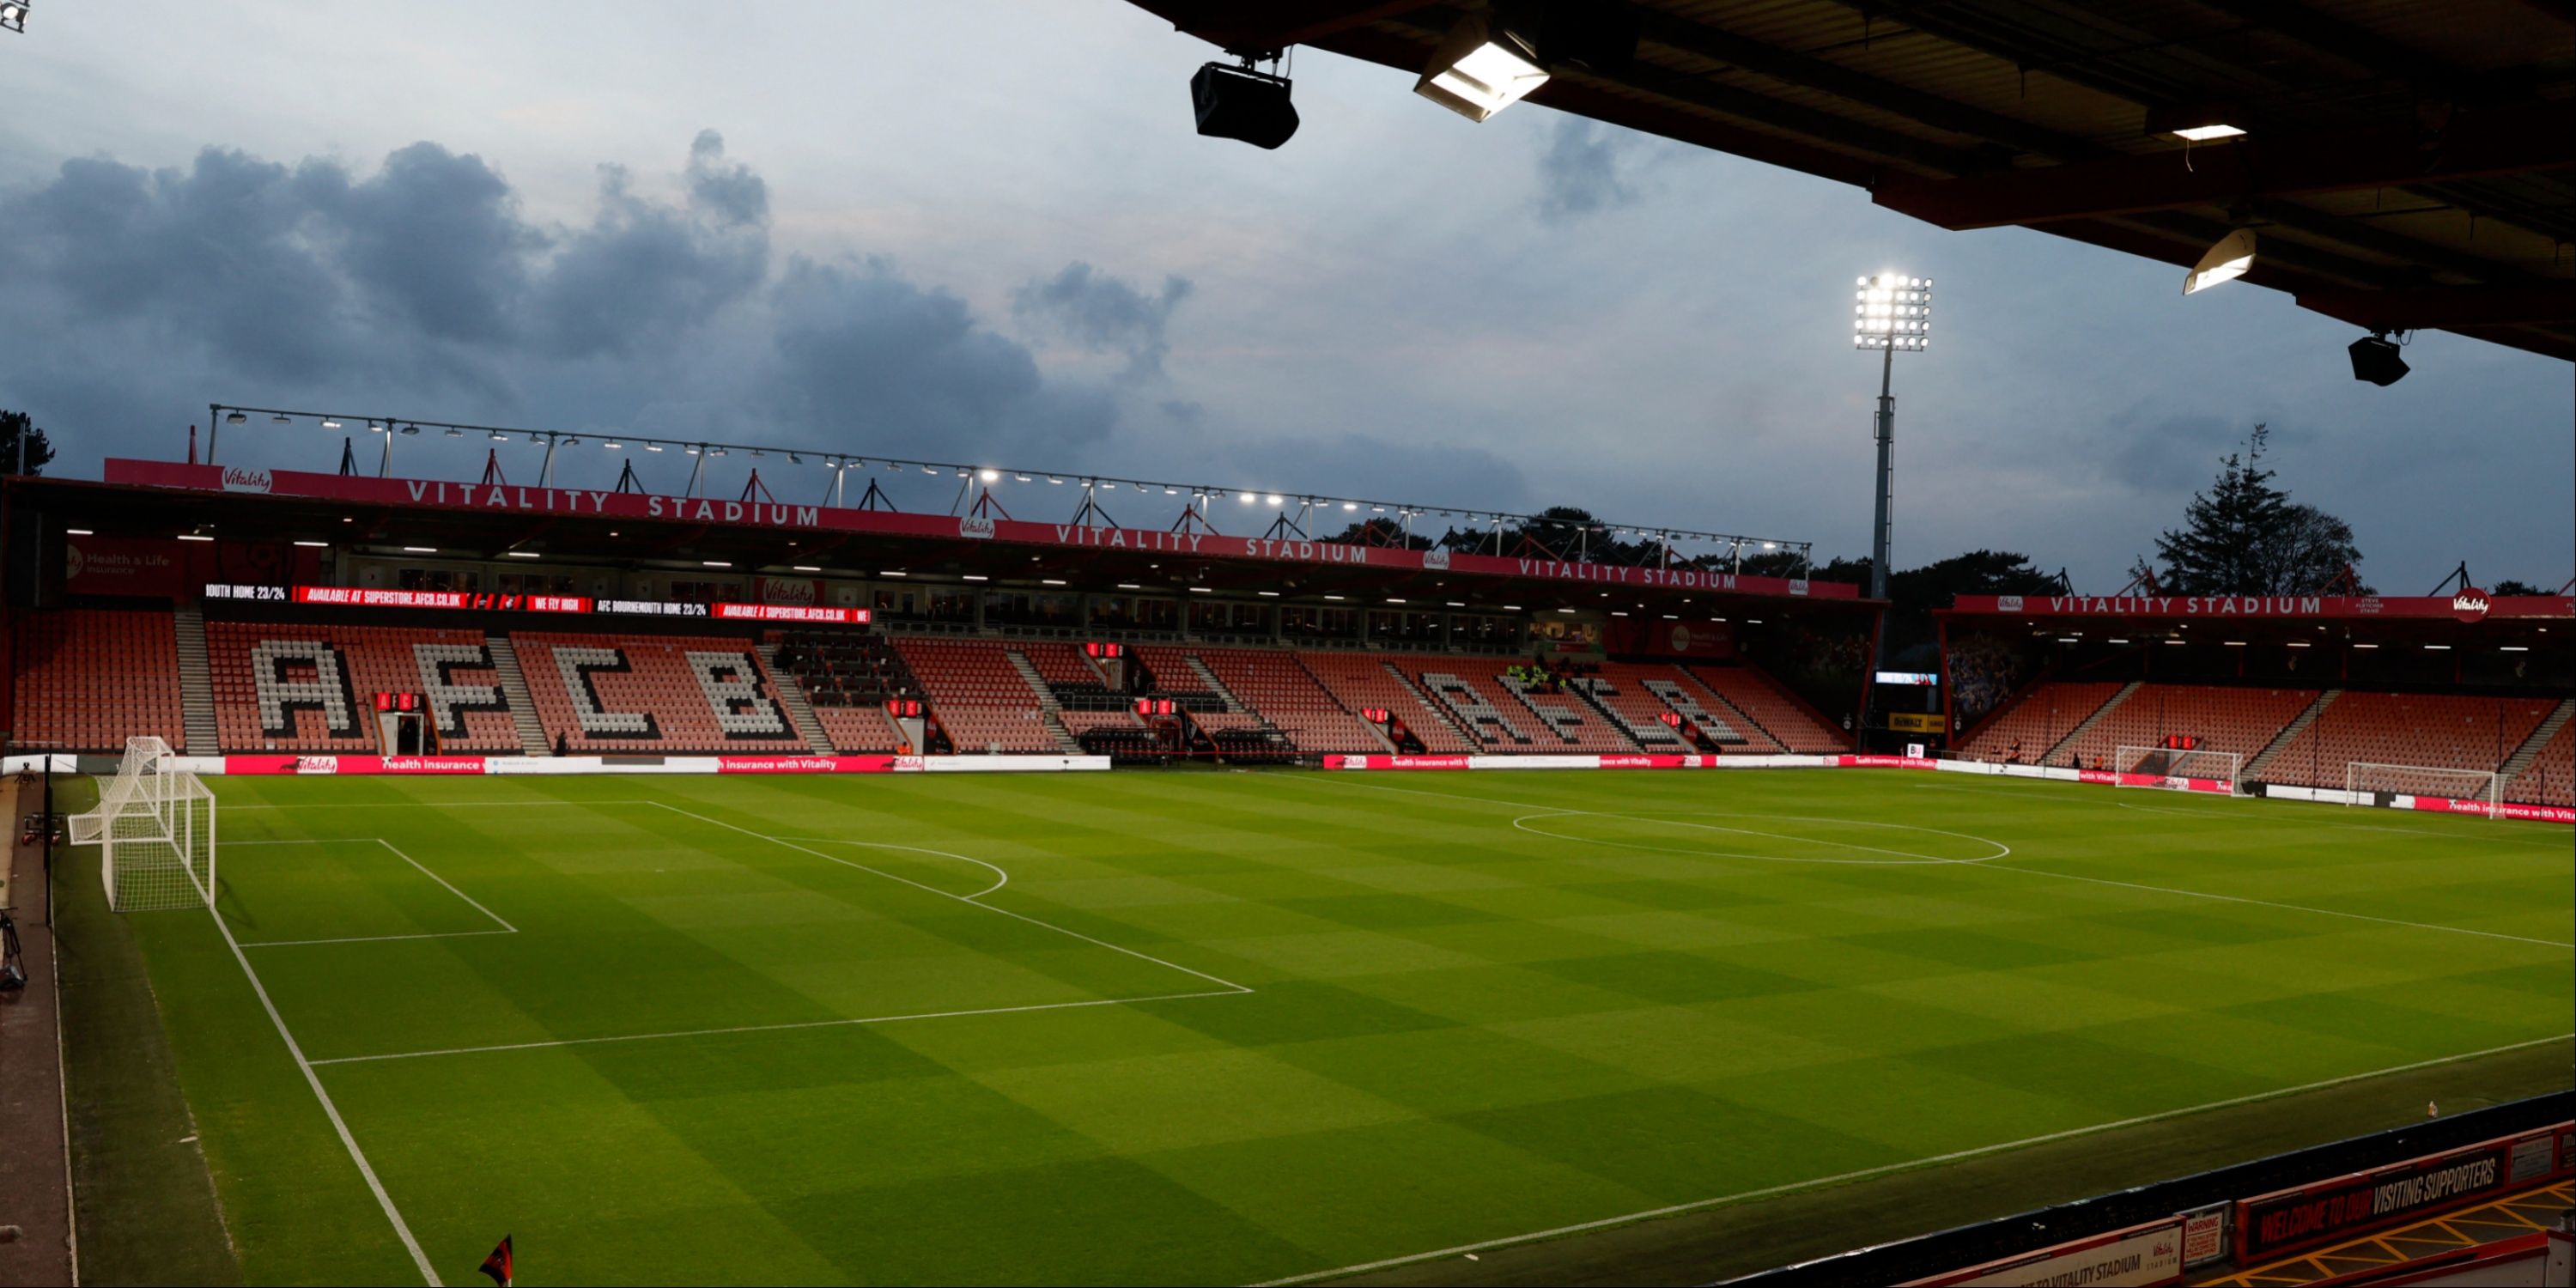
[711,604,869,623]
[1949,593,2573,621]
[110,459,1861,603]
[293,586,593,612]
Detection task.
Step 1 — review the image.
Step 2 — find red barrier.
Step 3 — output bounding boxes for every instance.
[2233,1126,2572,1261]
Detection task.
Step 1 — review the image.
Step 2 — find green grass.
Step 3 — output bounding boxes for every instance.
[78,769,2574,1285]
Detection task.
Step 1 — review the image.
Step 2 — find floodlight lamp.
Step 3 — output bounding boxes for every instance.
[1267,494,1284,506]
[1415,12,1547,122]
[2183,228,2257,295]
[271,413,290,424]
[0,3,27,34]
[980,468,999,481]
[398,424,420,436]
[2173,124,2245,142]
[224,410,246,424]
[645,442,664,452]
[1191,60,1300,150]
[445,427,463,438]
[789,453,803,465]
[605,440,624,450]
[708,447,728,458]
[319,418,342,429]
[367,422,387,433]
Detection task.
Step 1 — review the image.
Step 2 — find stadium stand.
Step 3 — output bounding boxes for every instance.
[9,608,186,752]
[1057,708,1145,739]
[769,630,915,753]
[1495,671,1641,754]
[1640,670,1777,751]
[1018,641,1111,698]
[2058,683,2319,771]
[1184,647,1382,754]
[890,637,1062,753]
[2259,691,2559,793]
[1296,652,1475,753]
[1413,665,1540,749]
[207,621,524,752]
[1564,666,1686,750]
[1957,680,2127,763]
[1687,664,1848,752]
[2508,720,2573,805]
[512,631,807,753]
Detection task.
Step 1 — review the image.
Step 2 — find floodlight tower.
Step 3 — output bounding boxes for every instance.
[1851,272,1930,603]
[1852,273,1929,750]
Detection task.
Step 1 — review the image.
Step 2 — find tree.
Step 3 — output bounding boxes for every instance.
[2492,580,2549,596]
[1323,516,1430,550]
[2,410,55,476]
[2153,424,2367,595]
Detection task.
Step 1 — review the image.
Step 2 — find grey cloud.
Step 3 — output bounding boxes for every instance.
[1534,117,1649,222]
[766,256,1116,458]
[319,142,537,346]
[528,138,769,359]
[1013,262,1193,381]
[684,129,768,228]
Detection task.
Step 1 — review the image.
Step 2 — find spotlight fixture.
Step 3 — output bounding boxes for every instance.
[1415,11,1547,122]
[319,418,343,430]
[645,443,664,452]
[981,468,999,482]
[1190,58,1299,150]
[1852,272,1931,349]
[489,431,509,441]
[2348,331,2410,386]
[0,2,27,34]
[224,410,246,424]
[2183,228,2256,295]
[368,422,387,433]
[398,424,419,436]
[270,413,290,424]
[445,427,462,438]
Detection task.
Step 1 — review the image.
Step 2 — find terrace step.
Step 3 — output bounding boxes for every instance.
[1004,651,1063,711]
[2500,697,2573,782]
[2245,688,2340,780]
[484,634,552,756]
[173,604,219,755]
[2042,679,2142,767]
[1182,655,1246,714]
[757,643,839,756]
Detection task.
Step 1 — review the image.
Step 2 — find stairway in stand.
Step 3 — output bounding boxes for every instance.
[757,643,838,756]
[173,604,219,754]
[2245,689,2340,781]
[484,634,552,756]
[2042,680,2141,766]
[2500,697,2574,787]
[1005,650,1083,754]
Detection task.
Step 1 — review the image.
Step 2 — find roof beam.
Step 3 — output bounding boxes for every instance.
[1873,101,2576,229]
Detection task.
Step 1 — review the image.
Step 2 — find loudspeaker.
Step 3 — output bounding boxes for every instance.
[1192,63,1298,150]
[2348,334,2409,386]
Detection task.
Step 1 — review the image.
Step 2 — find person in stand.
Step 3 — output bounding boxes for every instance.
[554,731,569,757]
[2007,738,2025,765]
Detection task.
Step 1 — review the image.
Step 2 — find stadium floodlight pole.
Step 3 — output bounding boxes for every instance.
[1852,271,1930,746]
[538,432,559,487]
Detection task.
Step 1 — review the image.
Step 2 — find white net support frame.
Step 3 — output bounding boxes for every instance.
[2345,762,2504,817]
[2112,745,2245,794]
[70,736,219,911]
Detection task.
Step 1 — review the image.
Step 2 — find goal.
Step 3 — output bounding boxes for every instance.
[2344,762,2503,817]
[2112,745,2244,794]
[68,736,218,911]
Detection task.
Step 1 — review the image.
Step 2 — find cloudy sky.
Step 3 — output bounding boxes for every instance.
[4,0,2568,591]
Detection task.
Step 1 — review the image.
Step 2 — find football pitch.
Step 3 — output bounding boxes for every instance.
[73,769,2576,1285]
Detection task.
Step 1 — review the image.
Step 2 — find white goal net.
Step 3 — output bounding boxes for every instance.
[69,736,218,911]
[2112,745,2244,794]
[2344,762,2503,817]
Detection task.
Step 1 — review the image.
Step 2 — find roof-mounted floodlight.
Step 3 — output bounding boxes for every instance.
[2184,229,2257,295]
[1416,12,1547,122]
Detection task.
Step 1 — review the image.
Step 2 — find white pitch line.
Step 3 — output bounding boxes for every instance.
[1251,1030,2576,1286]
[376,840,516,933]
[781,837,1010,899]
[241,929,516,950]
[223,800,657,811]
[650,802,1255,996]
[206,901,442,1285]
[311,989,1248,1066]
[1981,862,2575,950]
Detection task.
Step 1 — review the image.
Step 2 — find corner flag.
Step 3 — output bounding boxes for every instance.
[477,1236,513,1286]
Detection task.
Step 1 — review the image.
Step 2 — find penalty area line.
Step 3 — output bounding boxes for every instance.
[1252,1031,2576,1287]
[1983,862,2574,950]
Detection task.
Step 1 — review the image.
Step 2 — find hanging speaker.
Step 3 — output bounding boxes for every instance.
[1191,63,1299,150]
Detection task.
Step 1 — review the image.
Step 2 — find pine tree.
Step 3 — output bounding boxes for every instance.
[1,410,55,476]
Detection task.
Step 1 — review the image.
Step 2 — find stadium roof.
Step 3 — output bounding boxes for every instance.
[1128,0,2576,361]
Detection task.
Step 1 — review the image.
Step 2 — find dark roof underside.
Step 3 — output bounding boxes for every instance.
[1131,0,2576,361]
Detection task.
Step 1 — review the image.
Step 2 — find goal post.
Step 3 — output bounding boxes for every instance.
[2112,745,2244,794]
[69,736,219,912]
[2344,762,2504,817]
